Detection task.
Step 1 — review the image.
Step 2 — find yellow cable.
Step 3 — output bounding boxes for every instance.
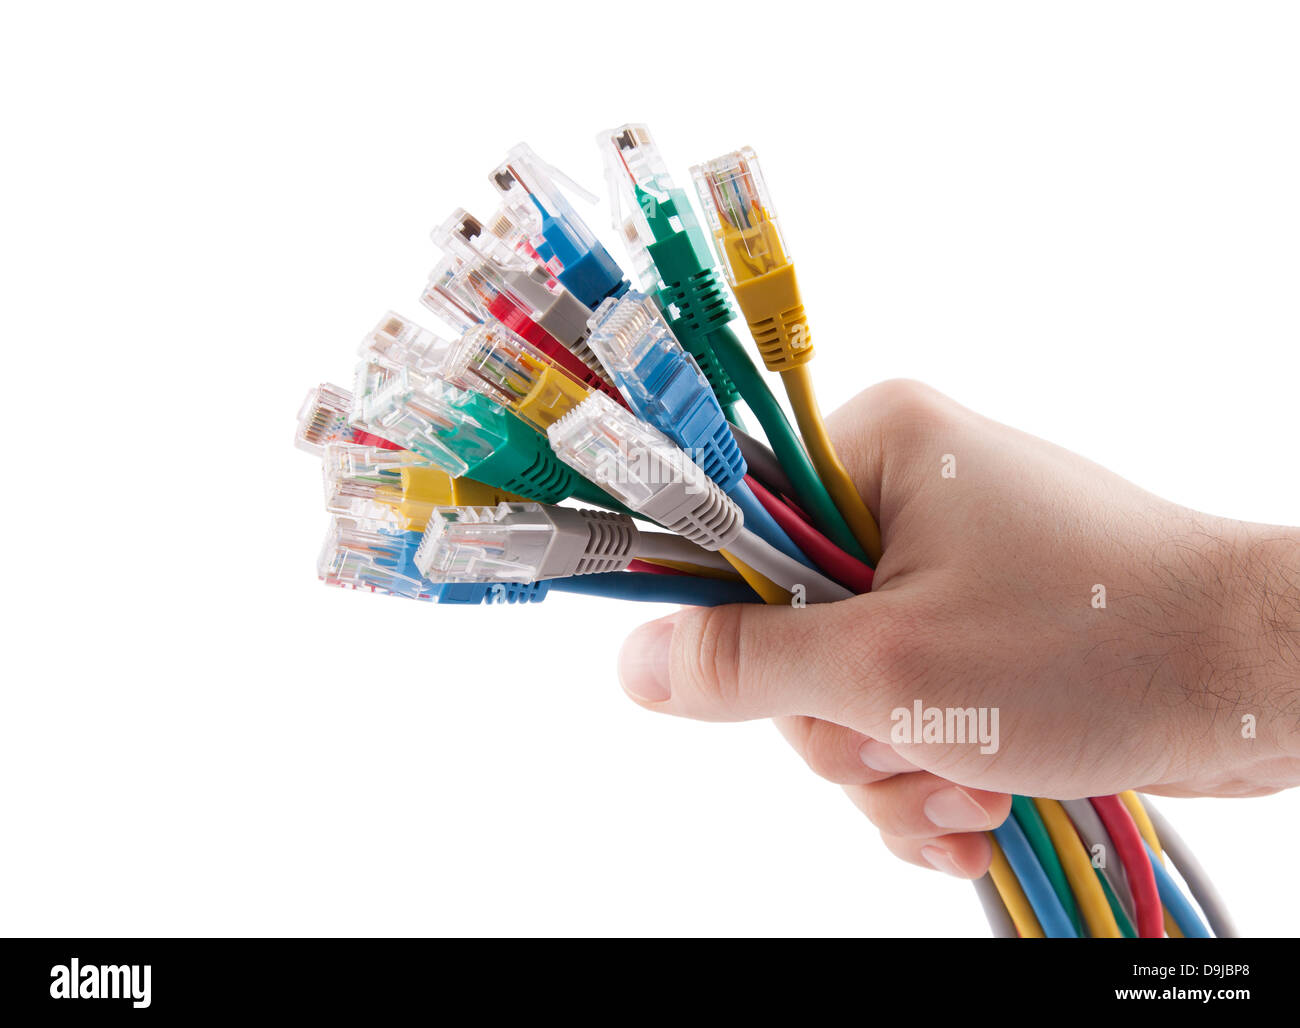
[987,837,1043,938]
[720,552,789,605]
[780,365,882,562]
[1120,790,1184,937]
[1033,799,1121,938]
[637,558,743,583]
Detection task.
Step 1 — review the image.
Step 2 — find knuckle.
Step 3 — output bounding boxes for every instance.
[864,379,954,439]
[678,604,747,709]
[800,721,850,782]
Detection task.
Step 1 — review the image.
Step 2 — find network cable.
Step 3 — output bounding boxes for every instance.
[691,147,883,563]
[597,124,869,562]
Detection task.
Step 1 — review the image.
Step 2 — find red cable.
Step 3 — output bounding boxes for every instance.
[485,295,625,406]
[745,474,874,594]
[1091,795,1163,938]
[625,559,687,576]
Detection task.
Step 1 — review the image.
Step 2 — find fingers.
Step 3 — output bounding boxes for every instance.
[617,597,906,726]
[879,829,995,879]
[773,717,901,786]
[843,773,1010,838]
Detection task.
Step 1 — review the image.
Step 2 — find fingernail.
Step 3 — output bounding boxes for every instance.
[923,787,993,830]
[618,617,675,702]
[921,845,965,877]
[859,739,919,773]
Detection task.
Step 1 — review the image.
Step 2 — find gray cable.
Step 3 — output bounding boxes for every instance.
[972,875,1018,938]
[731,424,796,499]
[1142,800,1238,938]
[634,530,732,572]
[1060,798,1137,925]
[727,528,854,603]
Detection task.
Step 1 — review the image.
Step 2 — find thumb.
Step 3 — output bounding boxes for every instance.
[617,597,901,725]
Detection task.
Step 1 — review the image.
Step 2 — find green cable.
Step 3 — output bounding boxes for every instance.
[1010,795,1086,937]
[709,325,869,562]
[1096,869,1137,938]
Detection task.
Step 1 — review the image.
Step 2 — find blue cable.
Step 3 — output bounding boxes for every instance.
[588,291,814,568]
[551,572,757,606]
[991,817,1078,938]
[1143,841,1211,938]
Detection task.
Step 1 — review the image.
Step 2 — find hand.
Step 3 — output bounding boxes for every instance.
[617,380,1300,878]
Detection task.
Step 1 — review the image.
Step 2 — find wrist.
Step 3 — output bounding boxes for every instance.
[1226,521,1300,762]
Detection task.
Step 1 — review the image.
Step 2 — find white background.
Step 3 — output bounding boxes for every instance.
[2,1,1296,936]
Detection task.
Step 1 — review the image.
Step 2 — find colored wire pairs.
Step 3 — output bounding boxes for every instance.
[296,126,1237,940]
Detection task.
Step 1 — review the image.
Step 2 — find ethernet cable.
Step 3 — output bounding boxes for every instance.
[972,874,1018,939]
[488,142,629,309]
[1091,795,1163,937]
[413,501,734,584]
[987,838,1044,938]
[421,252,621,402]
[1142,842,1211,938]
[598,124,867,562]
[322,442,527,532]
[1141,800,1238,938]
[295,382,401,454]
[586,290,815,569]
[350,355,620,513]
[1032,799,1122,938]
[691,146,883,563]
[990,815,1078,938]
[745,475,875,594]
[547,391,854,604]
[319,516,547,604]
[1010,795,1085,936]
[1058,798,1137,926]
[432,208,609,381]
[320,516,749,606]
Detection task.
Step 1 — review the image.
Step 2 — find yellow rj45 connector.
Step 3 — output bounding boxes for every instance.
[692,147,882,562]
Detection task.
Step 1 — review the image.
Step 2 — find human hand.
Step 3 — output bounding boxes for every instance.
[616,380,1300,877]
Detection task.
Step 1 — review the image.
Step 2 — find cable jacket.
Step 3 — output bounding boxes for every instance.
[972,875,1018,939]
[634,531,732,572]
[1142,800,1237,938]
[1033,798,1122,938]
[991,816,1077,938]
[779,364,883,562]
[708,325,868,561]
[1143,841,1211,938]
[727,528,854,603]
[987,837,1043,938]
[1059,798,1137,924]
[550,572,757,606]
[1011,796,1085,936]
[731,423,796,499]
[746,475,874,594]
[1091,795,1163,938]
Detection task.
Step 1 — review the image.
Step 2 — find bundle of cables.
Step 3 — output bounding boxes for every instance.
[295,124,1235,938]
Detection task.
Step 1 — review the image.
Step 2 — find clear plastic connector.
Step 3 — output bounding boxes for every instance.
[547,391,707,511]
[317,517,428,600]
[690,147,791,285]
[415,502,556,584]
[295,383,364,454]
[322,443,425,526]
[420,253,496,330]
[351,363,508,478]
[433,207,545,277]
[452,323,592,432]
[360,312,459,381]
[598,123,692,289]
[586,290,687,407]
[488,143,601,277]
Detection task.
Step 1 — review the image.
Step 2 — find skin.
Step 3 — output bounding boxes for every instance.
[617,380,1300,878]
